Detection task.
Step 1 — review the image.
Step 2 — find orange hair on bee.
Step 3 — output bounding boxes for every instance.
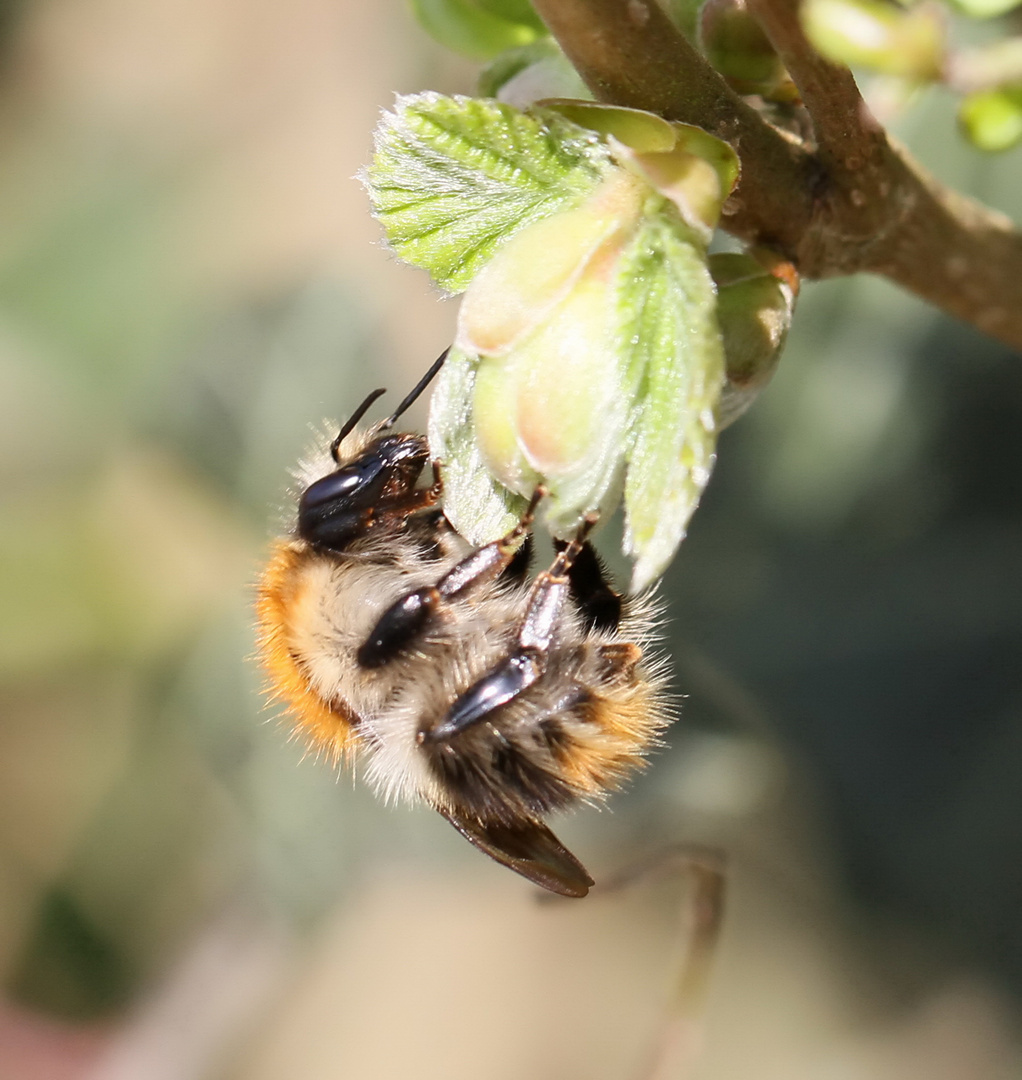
[555,652,669,798]
[255,540,358,763]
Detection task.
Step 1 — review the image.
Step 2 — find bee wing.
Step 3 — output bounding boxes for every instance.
[437,806,594,898]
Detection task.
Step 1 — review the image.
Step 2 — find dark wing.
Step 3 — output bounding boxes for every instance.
[437,806,594,898]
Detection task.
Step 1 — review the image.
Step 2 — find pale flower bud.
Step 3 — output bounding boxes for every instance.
[457,169,646,526]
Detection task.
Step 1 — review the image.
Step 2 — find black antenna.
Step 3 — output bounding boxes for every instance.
[328,347,450,462]
[381,347,450,430]
[330,387,387,461]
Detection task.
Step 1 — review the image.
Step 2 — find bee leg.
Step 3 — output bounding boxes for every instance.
[502,533,533,586]
[355,489,543,669]
[556,539,623,633]
[428,485,543,599]
[425,516,599,741]
[423,456,444,503]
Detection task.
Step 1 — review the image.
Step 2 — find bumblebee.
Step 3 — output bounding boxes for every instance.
[255,352,671,896]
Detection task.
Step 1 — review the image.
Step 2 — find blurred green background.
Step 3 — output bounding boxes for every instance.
[0,1,1020,1077]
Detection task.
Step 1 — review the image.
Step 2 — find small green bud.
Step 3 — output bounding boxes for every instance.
[411,0,544,59]
[665,0,706,41]
[958,86,1022,152]
[711,249,799,426]
[698,0,797,100]
[802,0,945,80]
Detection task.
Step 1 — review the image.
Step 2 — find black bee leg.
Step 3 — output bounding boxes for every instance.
[356,489,543,670]
[430,487,543,597]
[427,458,444,502]
[518,515,597,649]
[555,539,623,634]
[426,515,598,741]
[427,515,601,899]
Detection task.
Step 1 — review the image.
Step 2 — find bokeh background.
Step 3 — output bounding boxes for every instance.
[1,1,1021,1077]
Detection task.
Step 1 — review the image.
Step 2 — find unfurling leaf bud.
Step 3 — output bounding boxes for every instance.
[456,170,646,529]
[541,102,741,241]
[802,0,945,80]
[371,94,742,589]
[711,249,799,426]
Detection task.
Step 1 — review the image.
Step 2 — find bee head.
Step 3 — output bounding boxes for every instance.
[298,430,430,552]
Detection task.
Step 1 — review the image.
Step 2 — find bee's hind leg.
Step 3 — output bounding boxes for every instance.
[424,514,599,742]
[555,538,623,633]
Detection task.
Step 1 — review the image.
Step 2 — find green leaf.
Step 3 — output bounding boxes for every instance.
[366,93,610,292]
[410,0,544,60]
[620,215,724,592]
[428,347,528,544]
[542,101,681,152]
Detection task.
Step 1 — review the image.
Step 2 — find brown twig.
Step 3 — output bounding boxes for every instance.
[530,0,1022,352]
[531,0,818,253]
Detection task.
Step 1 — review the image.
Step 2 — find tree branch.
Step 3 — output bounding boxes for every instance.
[531,0,819,252]
[531,0,1022,352]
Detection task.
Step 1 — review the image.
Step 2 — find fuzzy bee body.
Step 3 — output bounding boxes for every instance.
[256,376,672,896]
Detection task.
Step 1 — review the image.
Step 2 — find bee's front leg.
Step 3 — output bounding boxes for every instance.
[355,488,543,669]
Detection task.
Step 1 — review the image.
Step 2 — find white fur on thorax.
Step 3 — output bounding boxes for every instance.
[287,529,469,721]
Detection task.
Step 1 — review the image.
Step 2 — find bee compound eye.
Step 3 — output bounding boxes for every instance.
[298,461,389,549]
[300,465,370,511]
